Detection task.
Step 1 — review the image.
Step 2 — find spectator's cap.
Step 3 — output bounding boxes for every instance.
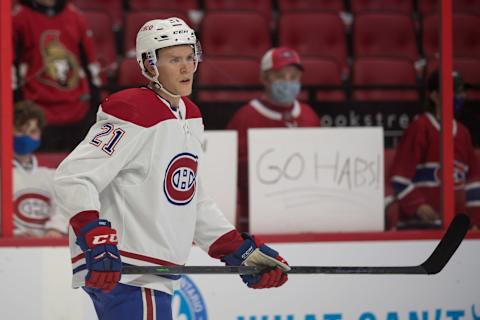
[261,47,304,72]
[427,69,469,94]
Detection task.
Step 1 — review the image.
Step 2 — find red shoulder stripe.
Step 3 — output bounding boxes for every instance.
[102,88,176,127]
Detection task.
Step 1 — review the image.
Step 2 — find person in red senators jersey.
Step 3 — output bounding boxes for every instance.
[13,100,67,237]
[226,47,321,232]
[54,18,290,320]
[387,69,480,230]
[12,0,102,151]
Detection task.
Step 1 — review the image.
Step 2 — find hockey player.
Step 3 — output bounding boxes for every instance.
[227,47,321,231]
[13,0,102,151]
[388,69,480,229]
[13,100,67,237]
[54,18,290,319]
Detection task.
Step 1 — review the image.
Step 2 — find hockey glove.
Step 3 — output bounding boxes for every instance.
[223,233,290,289]
[76,219,122,292]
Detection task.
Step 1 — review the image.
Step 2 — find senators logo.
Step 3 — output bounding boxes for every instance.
[164,153,198,205]
[39,31,80,89]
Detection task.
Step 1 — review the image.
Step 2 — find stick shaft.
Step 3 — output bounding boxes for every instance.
[122,265,427,275]
[122,214,469,276]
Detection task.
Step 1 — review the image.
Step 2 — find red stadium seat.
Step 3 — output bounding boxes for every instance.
[419,0,480,15]
[278,12,347,72]
[422,15,438,59]
[72,0,124,30]
[278,0,344,12]
[351,0,414,14]
[83,11,118,80]
[452,14,480,58]
[124,11,190,57]
[129,0,198,12]
[454,0,480,14]
[204,0,272,25]
[200,12,270,58]
[352,57,419,101]
[117,58,147,88]
[354,13,418,61]
[301,57,345,102]
[197,57,262,102]
[423,14,480,59]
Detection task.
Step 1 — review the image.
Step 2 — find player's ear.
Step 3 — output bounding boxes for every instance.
[143,59,155,76]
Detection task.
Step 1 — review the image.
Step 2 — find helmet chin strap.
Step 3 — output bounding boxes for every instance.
[144,64,181,99]
[151,81,181,99]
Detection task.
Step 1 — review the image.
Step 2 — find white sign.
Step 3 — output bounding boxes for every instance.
[248,127,384,233]
[202,130,237,225]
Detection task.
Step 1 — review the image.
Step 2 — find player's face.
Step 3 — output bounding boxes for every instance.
[14,119,41,140]
[156,45,196,97]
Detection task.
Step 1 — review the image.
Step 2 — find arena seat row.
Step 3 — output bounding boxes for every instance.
[70,0,480,28]
[116,55,480,103]
[84,9,480,63]
[83,9,480,101]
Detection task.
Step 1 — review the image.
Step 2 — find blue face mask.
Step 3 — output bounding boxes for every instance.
[14,135,41,155]
[453,96,465,113]
[270,81,301,105]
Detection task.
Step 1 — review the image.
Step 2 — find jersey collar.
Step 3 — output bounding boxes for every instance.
[13,155,38,173]
[250,99,301,121]
[425,112,457,136]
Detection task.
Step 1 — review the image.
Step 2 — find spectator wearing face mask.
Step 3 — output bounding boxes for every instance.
[226,47,321,231]
[13,100,67,237]
[386,69,480,230]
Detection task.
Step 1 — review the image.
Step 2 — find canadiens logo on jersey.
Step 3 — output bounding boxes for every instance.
[39,31,80,89]
[14,192,51,226]
[432,161,469,187]
[164,153,198,205]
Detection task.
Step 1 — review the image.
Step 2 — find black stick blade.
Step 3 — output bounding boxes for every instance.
[420,213,470,274]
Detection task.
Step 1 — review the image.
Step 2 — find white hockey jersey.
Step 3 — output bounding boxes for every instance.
[54,87,236,294]
[13,156,67,237]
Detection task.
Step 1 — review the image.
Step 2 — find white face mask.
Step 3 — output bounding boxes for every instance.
[269,81,301,105]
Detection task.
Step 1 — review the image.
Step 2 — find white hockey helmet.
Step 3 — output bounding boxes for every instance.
[136,17,202,84]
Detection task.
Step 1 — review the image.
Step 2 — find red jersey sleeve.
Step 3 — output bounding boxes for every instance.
[390,118,430,217]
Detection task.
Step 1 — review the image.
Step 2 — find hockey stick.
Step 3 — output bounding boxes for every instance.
[122,213,469,276]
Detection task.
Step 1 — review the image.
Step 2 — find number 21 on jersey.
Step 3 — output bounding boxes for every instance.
[90,123,125,155]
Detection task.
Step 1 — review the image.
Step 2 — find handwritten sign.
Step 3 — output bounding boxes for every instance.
[202,131,237,225]
[248,127,384,233]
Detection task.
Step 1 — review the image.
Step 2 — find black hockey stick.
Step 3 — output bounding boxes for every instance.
[122,213,469,276]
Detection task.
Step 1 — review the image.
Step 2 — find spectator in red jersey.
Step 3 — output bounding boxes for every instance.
[13,100,67,237]
[387,69,480,230]
[226,47,321,231]
[12,0,102,151]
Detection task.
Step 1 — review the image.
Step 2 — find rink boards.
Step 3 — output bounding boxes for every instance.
[0,238,479,320]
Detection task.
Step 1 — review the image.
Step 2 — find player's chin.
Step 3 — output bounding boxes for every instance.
[177,83,193,96]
